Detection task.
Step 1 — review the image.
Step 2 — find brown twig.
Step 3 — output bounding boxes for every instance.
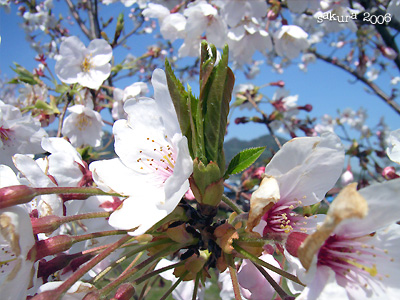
[64,0,92,39]
[310,49,400,115]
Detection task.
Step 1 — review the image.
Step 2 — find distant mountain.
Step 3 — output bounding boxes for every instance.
[223,134,286,167]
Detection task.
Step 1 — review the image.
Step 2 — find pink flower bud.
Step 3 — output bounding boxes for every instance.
[31,215,62,234]
[0,185,37,209]
[267,9,278,20]
[298,104,313,112]
[235,117,248,124]
[270,80,285,88]
[340,169,354,186]
[112,283,135,300]
[382,166,399,180]
[29,235,74,261]
[378,45,398,60]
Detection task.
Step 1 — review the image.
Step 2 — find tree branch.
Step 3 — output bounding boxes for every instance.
[64,0,92,39]
[310,49,400,115]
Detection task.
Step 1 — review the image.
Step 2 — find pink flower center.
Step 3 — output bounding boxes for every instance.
[135,135,176,184]
[262,199,304,237]
[0,126,12,143]
[318,235,393,288]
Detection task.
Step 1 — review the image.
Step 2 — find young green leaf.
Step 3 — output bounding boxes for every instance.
[224,147,266,178]
[165,59,191,137]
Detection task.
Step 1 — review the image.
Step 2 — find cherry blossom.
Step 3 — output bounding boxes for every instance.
[251,133,344,242]
[273,25,310,60]
[62,99,104,148]
[227,19,273,65]
[215,0,268,27]
[112,82,149,120]
[0,100,47,170]
[183,1,227,48]
[290,179,400,300]
[387,129,400,164]
[0,205,36,300]
[142,3,186,42]
[90,69,193,236]
[55,36,112,90]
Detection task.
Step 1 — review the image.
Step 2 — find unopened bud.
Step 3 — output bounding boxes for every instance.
[378,45,398,60]
[111,283,135,300]
[267,9,278,20]
[270,80,285,88]
[298,104,313,112]
[382,166,399,180]
[29,235,74,261]
[31,215,62,234]
[340,169,354,186]
[234,117,248,124]
[0,185,37,209]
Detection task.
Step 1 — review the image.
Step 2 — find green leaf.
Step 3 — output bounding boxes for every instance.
[165,59,191,138]
[11,63,40,85]
[224,147,266,178]
[203,44,235,169]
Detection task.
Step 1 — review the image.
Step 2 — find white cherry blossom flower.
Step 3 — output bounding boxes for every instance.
[142,3,186,42]
[215,0,268,27]
[228,19,272,65]
[0,100,47,170]
[183,1,227,48]
[90,69,193,236]
[0,205,36,300]
[251,133,344,241]
[273,25,309,60]
[112,82,148,120]
[55,36,112,90]
[62,99,104,148]
[387,129,400,164]
[290,179,400,300]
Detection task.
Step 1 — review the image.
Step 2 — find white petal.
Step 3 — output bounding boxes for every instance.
[89,158,143,196]
[88,39,113,66]
[265,132,344,206]
[387,129,400,164]
[336,178,400,237]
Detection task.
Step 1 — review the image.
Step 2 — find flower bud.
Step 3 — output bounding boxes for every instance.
[270,80,285,88]
[378,45,398,60]
[340,169,354,186]
[29,235,75,261]
[298,104,313,112]
[0,185,37,208]
[382,166,399,180]
[111,283,135,300]
[31,215,62,234]
[234,117,248,124]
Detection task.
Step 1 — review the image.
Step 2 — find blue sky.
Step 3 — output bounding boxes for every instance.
[1,3,399,142]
